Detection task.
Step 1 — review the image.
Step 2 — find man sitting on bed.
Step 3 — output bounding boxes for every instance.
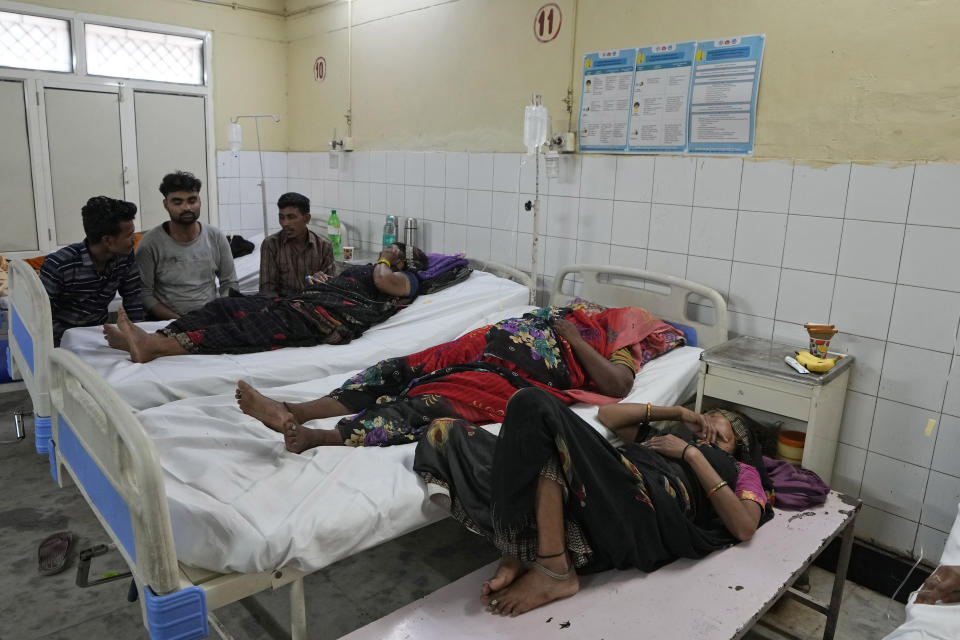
[135,170,238,320]
[259,192,334,297]
[40,196,144,346]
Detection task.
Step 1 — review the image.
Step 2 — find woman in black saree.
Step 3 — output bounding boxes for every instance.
[413,387,774,616]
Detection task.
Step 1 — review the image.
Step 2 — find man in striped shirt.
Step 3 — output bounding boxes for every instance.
[258,192,334,297]
[40,196,144,345]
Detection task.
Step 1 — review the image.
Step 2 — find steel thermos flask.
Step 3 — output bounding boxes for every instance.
[403,217,419,248]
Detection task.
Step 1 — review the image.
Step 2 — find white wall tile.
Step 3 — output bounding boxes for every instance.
[217,150,239,178]
[879,343,951,411]
[492,153,520,192]
[789,163,849,218]
[518,155,543,193]
[646,250,687,278]
[727,311,773,340]
[422,186,444,222]
[739,159,792,213]
[337,180,355,209]
[888,286,960,353]
[861,452,929,520]
[238,151,261,178]
[239,177,261,204]
[915,526,948,564]
[578,198,614,244]
[218,203,241,232]
[310,179,324,207]
[239,202,262,229]
[614,155,655,202]
[386,184,404,216]
[772,320,805,346]
[649,203,692,253]
[218,178,240,205]
[835,220,905,283]
[385,151,404,184]
[609,245,647,270]
[870,398,939,467]
[308,153,327,180]
[403,185,423,219]
[403,152,424,186]
[580,155,617,199]
[689,207,737,260]
[856,505,920,556]
[466,225,491,260]
[548,154,581,197]
[369,183,386,214]
[832,443,867,497]
[830,276,895,341]
[685,256,731,298]
[444,222,467,254]
[922,471,960,533]
[490,229,518,267]
[782,216,843,274]
[517,194,546,235]
[611,201,651,248]
[287,178,311,202]
[322,180,339,209]
[775,269,834,324]
[845,163,914,223]
[899,225,960,292]
[368,151,386,183]
[352,152,370,182]
[287,152,310,179]
[909,163,960,227]
[352,182,369,213]
[693,157,742,210]
[466,189,492,227]
[733,211,787,267]
[424,152,445,188]
[468,152,494,190]
[833,333,886,395]
[840,391,876,449]
[544,236,577,281]
[933,414,960,476]
[516,232,544,273]
[444,188,468,225]
[577,240,610,265]
[445,152,468,189]
[729,262,780,317]
[652,156,696,205]
[260,152,284,180]
[944,356,960,418]
[264,178,287,209]
[491,191,519,230]
[544,195,579,239]
[420,218,443,253]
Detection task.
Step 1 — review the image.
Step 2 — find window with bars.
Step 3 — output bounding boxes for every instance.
[0,10,72,72]
[85,23,204,85]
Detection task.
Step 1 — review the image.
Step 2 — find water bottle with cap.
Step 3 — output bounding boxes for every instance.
[382,215,397,248]
[327,209,342,260]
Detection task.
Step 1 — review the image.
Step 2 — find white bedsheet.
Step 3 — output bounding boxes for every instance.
[60,270,530,410]
[233,233,264,295]
[137,344,703,574]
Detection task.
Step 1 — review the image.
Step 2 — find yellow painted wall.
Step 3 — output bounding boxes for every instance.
[287,0,960,162]
[20,0,289,151]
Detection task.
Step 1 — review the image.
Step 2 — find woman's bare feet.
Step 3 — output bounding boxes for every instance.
[485,555,579,617]
[481,556,526,601]
[116,308,182,363]
[103,324,130,352]
[283,425,342,453]
[236,380,291,433]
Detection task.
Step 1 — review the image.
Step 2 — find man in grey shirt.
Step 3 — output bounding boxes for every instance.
[135,171,238,319]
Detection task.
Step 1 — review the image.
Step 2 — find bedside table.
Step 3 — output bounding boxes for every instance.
[695,336,854,484]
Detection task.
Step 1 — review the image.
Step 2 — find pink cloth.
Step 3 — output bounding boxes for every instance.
[735,463,767,509]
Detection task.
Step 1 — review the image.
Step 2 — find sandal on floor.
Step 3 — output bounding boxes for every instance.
[38,531,72,576]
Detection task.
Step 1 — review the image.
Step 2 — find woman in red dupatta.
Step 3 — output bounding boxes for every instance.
[235,300,686,451]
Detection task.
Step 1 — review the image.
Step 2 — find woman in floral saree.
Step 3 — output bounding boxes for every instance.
[235,300,686,450]
[412,388,775,616]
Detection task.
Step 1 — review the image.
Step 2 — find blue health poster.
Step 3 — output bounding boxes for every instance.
[578,49,636,152]
[627,41,696,153]
[687,34,765,155]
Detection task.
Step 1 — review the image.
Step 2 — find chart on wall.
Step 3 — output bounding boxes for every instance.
[579,34,764,155]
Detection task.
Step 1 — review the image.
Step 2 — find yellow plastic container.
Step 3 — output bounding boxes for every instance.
[777,430,806,466]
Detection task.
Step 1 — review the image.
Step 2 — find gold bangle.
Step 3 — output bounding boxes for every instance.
[707,480,728,497]
[642,402,652,426]
[376,258,392,268]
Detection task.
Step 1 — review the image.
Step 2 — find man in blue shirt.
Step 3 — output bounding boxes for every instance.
[40,196,144,344]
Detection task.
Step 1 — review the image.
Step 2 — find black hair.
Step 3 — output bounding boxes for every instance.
[82,196,137,244]
[392,242,428,272]
[159,171,202,197]
[277,192,310,215]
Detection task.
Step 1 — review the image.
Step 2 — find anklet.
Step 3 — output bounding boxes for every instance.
[531,560,574,581]
[537,550,566,559]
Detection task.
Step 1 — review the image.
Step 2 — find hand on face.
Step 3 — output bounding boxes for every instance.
[550,317,581,344]
[379,244,404,270]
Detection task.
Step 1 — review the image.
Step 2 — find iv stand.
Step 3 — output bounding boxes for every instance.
[230,114,280,238]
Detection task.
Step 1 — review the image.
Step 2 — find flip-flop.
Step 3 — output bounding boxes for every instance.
[38,531,72,576]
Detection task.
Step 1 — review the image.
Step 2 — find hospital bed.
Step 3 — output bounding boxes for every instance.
[44,264,729,639]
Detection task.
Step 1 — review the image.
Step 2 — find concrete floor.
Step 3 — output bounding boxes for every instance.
[0,388,906,640]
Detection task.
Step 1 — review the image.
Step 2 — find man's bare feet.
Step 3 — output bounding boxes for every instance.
[485,555,579,617]
[481,556,526,601]
[236,380,292,433]
[103,324,130,352]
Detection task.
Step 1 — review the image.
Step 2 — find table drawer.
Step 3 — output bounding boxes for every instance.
[703,375,810,420]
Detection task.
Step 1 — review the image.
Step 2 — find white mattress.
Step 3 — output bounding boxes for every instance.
[233,233,264,295]
[60,271,530,410]
[136,344,703,574]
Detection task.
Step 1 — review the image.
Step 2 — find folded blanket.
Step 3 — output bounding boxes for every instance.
[418,252,468,280]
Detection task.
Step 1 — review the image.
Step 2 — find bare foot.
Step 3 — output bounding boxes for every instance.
[103,324,130,352]
[116,308,160,363]
[486,556,579,617]
[481,556,526,601]
[283,425,342,453]
[236,380,291,433]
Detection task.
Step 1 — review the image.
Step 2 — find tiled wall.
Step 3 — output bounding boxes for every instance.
[218,150,960,563]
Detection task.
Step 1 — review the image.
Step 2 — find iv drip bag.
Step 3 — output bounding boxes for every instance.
[228,122,242,154]
[523,101,548,156]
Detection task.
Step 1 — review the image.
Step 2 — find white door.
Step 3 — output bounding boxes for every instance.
[0,80,39,251]
[134,91,209,230]
[44,87,125,246]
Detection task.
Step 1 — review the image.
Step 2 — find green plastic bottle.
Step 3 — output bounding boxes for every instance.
[327,209,342,260]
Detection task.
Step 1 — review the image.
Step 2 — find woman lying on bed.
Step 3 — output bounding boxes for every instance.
[104,243,428,363]
[235,299,686,450]
[413,388,774,616]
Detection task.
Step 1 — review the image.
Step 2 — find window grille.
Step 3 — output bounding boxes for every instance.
[85,23,203,85]
[0,11,72,72]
